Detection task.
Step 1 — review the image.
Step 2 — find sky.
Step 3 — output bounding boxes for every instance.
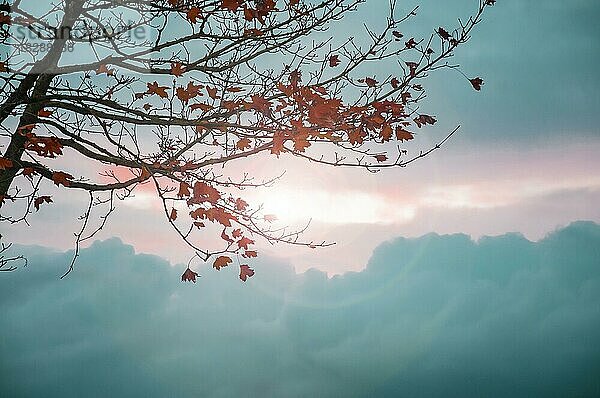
[1,0,600,396]
[4,0,600,274]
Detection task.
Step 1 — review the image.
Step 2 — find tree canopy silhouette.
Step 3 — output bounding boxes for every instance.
[0,0,495,279]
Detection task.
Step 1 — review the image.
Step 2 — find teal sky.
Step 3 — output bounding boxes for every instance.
[2,1,600,395]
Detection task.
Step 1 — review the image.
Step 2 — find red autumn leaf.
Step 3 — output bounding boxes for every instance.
[380,124,393,142]
[147,82,169,98]
[213,255,232,270]
[395,127,414,141]
[187,7,201,23]
[438,27,451,40]
[242,250,257,258]
[365,77,378,87]
[391,77,400,89]
[197,207,237,227]
[176,82,203,103]
[392,30,403,39]
[469,77,484,91]
[169,207,177,221]
[0,157,12,170]
[239,264,255,281]
[232,228,243,238]
[237,236,254,250]
[236,137,251,150]
[170,62,186,77]
[34,195,52,211]
[405,61,418,77]
[38,109,52,117]
[24,134,63,158]
[413,114,437,128]
[206,86,219,100]
[235,197,248,211]
[405,38,417,48]
[190,103,213,112]
[221,0,243,12]
[221,229,234,243]
[190,181,221,204]
[52,171,73,187]
[374,154,388,162]
[177,181,191,197]
[289,70,302,87]
[181,267,199,282]
[329,54,340,67]
[0,61,7,72]
[227,86,243,92]
[263,214,277,223]
[95,63,114,76]
[22,167,35,177]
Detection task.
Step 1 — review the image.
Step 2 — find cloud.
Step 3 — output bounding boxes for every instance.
[2,222,600,397]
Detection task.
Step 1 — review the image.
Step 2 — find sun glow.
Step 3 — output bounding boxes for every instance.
[256,187,416,225]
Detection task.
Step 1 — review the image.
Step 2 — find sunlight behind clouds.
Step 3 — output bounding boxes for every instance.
[256,186,416,225]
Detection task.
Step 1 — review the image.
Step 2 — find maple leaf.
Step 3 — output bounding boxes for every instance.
[147,82,169,98]
[37,109,52,118]
[22,167,35,177]
[95,64,114,76]
[52,171,73,187]
[206,86,219,100]
[329,54,340,67]
[392,30,403,40]
[181,268,199,282]
[190,103,213,112]
[0,157,12,170]
[170,62,186,77]
[221,0,243,11]
[232,228,243,238]
[239,265,255,281]
[34,196,53,211]
[187,7,201,23]
[236,137,251,150]
[24,134,63,158]
[242,250,257,258]
[405,38,417,48]
[169,207,178,221]
[413,114,437,128]
[0,61,7,72]
[379,124,393,142]
[177,181,191,197]
[374,154,388,162]
[395,127,414,141]
[365,77,378,87]
[213,255,232,270]
[235,197,248,211]
[263,214,277,223]
[207,207,237,227]
[221,229,234,243]
[437,27,451,40]
[469,77,484,91]
[237,236,254,250]
[191,181,221,204]
[405,61,418,77]
[391,77,400,89]
[289,70,302,87]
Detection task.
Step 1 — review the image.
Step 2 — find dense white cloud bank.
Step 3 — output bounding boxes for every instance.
[1,221,599,397]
